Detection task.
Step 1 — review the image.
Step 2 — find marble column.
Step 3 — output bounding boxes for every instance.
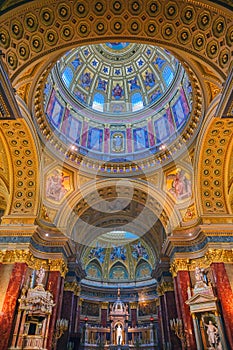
[57,289,75,350]
[159,294,169,348]
[211,262,233,349]
[0,262,27,350]
[130,303,137,327]
[101,302,108,327]
[176,270,196,349]
[163,290,182,349]
[46,271,64,350]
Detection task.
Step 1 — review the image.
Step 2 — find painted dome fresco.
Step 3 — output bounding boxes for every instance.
[81,231,156,287]
[43,42,193,162]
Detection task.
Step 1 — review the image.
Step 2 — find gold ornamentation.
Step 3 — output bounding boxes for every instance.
[0,250,67,277]
[64,281,81,295]
[170,249,233,276]
[157,281,174,296]
[101,302,109,309]
[170,259,190,277]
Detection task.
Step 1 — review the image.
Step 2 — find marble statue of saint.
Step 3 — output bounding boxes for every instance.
[116,324,122,345]
[36,267,45,285]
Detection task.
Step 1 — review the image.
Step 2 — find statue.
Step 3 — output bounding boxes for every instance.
[194,266,207,288]
[36,267,45,286]
[203,320,221,349]
[116,324,122,345]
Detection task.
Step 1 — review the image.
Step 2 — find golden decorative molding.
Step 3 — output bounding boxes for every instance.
[64,281,81,296]
[101,302,109,309]
[170,249,233,277]
[157,281,174,296]
[129,302,138,309]
[0,249,68,277]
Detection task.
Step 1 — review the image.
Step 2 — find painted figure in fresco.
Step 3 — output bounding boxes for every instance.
[167,169,192,200]
[80,71,92,88]
[112,133,124,152]
[128,76,140,91]
[97,78,107,91]
[46,170,68,201]
[144,71,155,87]
[88,243,105,263]
[110,245,127,261]
[112,83,123,98]
[116,324,122,345]
[132,241,149,260]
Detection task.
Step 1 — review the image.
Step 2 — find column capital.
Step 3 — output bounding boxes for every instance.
[129,302,137,309]
[64,281,81,295]
[0,249,68,277]
[157,281,174,296]
[170,249,233,277]
[101,301,109,309]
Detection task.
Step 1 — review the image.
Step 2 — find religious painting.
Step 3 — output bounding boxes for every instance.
[154,109,175,144]
[133,127,149,152]
[112,82,124,99]
[171,90,190,128]
[200,313,223,350]
[166,168,192,201]
[109,263,128,280]
[131,240,149,260]
[68,116,82,143]
[81,301,100,317]
[111,131,125,153]
[50,97,64,128]
[87,127,103,152]
[88,243,106,263]
[138,301,157,316]
[110,245,127,261]
[79,69,92,90]
[136,262,152,279]
[86,262,102,279]
[45,168,72,203]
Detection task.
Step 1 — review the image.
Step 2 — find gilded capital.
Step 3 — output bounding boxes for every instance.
[170,259,190,277]
[64,281,81,295]
[157,281,174,296]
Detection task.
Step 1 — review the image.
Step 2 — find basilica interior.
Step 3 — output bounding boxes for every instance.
[0,1,233,350]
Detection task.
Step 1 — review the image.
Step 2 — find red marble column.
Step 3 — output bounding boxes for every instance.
[163,291,181,349]
[46,271,63,350]
[130,308,137,327]
[159,295,167,348]
[0,263,27,350]
[176,271,196,350]
[57,290,74,350]
[173,276,182,319]
[157,300,164,349]
[211,262,233,348]
[101,308,108,327]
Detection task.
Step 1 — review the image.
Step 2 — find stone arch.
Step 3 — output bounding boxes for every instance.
[1,0,232,82]
[196,117,233,220]
[0,119,39,223]
[56,178,181,243]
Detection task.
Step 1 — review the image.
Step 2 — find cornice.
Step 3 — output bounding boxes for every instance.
[0,248,68,277]
[170,248,233,277]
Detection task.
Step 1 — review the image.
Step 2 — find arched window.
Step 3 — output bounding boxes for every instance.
[131,92,143,111]
[162,65,174,87]
[92,92,105,112]
[62,67,73,88]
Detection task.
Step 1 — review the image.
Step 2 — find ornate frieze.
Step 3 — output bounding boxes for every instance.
[170,249,233,277]
[0,249,68,277]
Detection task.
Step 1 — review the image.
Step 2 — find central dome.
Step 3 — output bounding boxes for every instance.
[58,42,178,115]
[43,42,193,162]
